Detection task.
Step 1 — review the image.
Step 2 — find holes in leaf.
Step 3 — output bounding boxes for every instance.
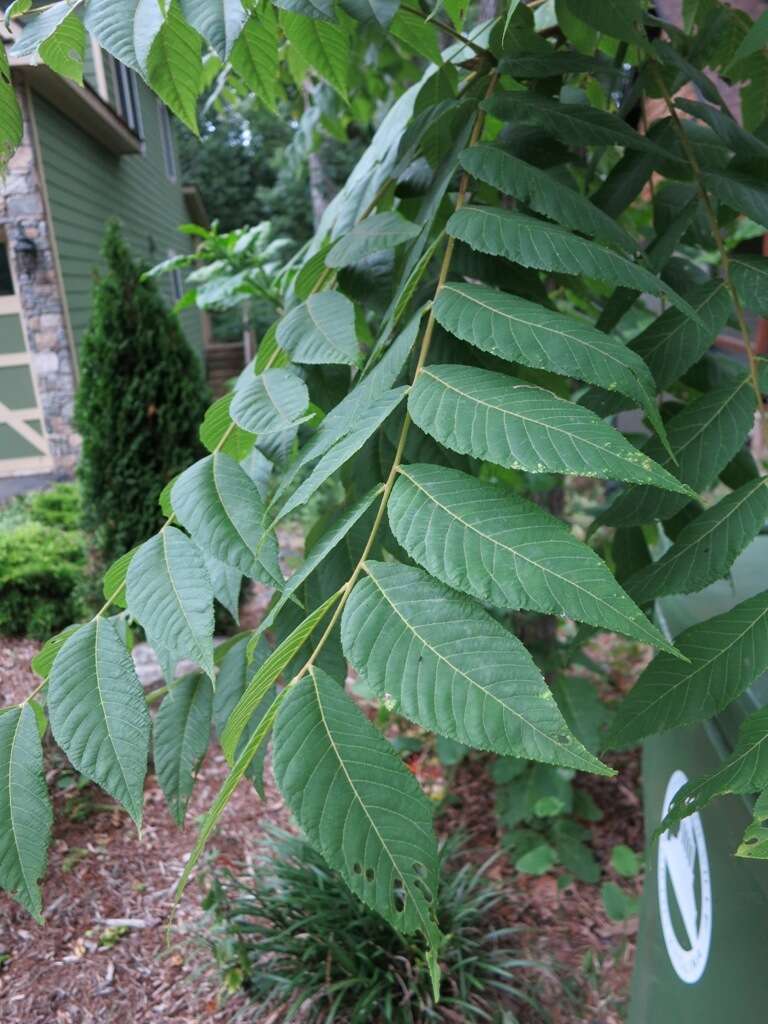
[412,861,427,878]
[558,733,572,745]
[745,836,759,845]
[353,862,362,874]
[392,878,405,914]
[414,877,433,903]
[365,867,375,882]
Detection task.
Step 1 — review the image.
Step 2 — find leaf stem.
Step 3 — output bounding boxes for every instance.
[287,71,499,687]
[652,64,765,439]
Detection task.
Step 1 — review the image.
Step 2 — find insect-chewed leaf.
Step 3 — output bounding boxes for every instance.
[408,364,691,494]
[459,145,635,249]
[607,590,768,750]
[274,387,407,521]
[326,211,421,268]
[484,91,664,155]
[596,376,757,527]
[276,292,360,366]
[342,560,614,773]
[433,282,666,444]
[172,453,282,586]
[446,206,698,319]
[179,0,248,58]
[154,673,213,826]
[48,618,150,826]
[737,787,768,859]
[230,368,309,437]
[625,478,768,604]
[731,256,768,315]
[127,527,215,680]
[0,704,52,920]
[660,706,768,834]
[273,666,442,944]
[388,464,678,653]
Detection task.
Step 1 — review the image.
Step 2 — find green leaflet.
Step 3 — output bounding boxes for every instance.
[213,635,274,797]
[31,623,84,680]
[230,368,309,437]
[126,527,216,680]
[731,256,768,315]
[408,364,692,493]
[0,705,52,920]
[276,292,360,366]
[229,6,279,111]
[342,561,613,773]
[388,464,678,654]
[737,788,768,859]
[484,90,663,155]
[220,587,343,759]
[102,547,137,610]
[549,676,613,755]
[702,169,768,229]
[175,689,284,905]
[84,0,158,71]
[596,377,757,528]
[200,549,241,622]
[273,667,442,946]
[199,392,256,460]
[499,52,620,79]
[459,145,636,250]
[275,0,335,23]
[154,673,213,826]
[273,387,407,521]
[9,1,76,59]
[433,282,667,448]
[145,0,203,133]
[279,10,349,99]
[606,590,768,749]
[38,12,85,83]
[675,98,768,164]
[172,453,282,585]
[179,0,248,58]
[580,281,731,419]
[660,706,768,834]
[624,478,768,604]
[0,44,22,165]
[48,618,150,826]
[446,207,698,320]
[730,9,768,64]
[326,212,422,268]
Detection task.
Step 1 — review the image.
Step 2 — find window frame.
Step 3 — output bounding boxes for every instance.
[157,101,178,182]
[111,58,144,140]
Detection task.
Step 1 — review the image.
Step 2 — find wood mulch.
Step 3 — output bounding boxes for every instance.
[0,580,649,1024]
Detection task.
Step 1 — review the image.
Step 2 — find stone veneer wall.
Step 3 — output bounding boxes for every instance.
[1,84,80,476]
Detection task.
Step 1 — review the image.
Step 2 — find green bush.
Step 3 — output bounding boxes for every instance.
[75,221,208,565]
[202,829,543,1024]
[0,521,86,639]
[26,482,81,530]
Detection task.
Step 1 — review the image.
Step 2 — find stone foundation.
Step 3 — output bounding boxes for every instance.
[1,85,80,477]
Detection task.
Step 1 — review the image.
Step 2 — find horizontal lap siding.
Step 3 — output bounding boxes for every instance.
[32,82,203,359]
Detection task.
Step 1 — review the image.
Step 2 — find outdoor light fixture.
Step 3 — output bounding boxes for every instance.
[14,226,38,278]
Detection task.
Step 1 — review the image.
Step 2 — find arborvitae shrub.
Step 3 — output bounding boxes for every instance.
[75,222,208,564]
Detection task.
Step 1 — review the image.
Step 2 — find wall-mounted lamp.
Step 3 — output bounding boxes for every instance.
[14,226,38,278]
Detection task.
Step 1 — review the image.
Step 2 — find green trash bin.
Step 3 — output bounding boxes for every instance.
[628,535,768,1020]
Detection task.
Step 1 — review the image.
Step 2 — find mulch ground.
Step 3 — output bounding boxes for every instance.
[0,589,649,1024]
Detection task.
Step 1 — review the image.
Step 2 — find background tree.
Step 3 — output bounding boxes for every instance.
[75,222,208,565]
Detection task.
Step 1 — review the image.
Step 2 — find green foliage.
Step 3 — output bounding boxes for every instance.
[0,521,86,640]
[75,222,208,565]
[202,829,543,1023]
[4,0,768,970]
[25,483,82,530]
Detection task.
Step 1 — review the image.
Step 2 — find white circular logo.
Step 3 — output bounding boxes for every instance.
[657,769,712,984]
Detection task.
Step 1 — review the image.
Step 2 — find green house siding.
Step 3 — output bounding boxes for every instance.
[32,80,203,358]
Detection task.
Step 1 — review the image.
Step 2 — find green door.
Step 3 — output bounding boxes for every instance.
[0,230,53,476]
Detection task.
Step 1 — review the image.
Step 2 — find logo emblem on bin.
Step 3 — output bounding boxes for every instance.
[657,769,712,984]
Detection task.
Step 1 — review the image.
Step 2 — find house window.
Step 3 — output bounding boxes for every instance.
[168,250,184,304]
[0,232,14,296]
[158,103,177,181]
[112,58,144,139]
